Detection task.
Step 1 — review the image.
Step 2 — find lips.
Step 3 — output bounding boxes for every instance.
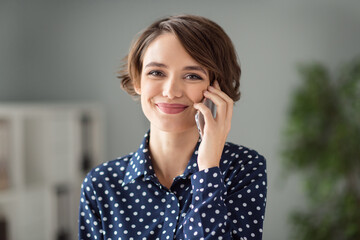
[155,103,188,114]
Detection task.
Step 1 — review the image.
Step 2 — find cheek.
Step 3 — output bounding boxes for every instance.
[141,82,159,101]
[188,85,207,103]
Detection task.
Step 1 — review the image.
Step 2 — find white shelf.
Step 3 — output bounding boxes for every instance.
[0,103,104,240]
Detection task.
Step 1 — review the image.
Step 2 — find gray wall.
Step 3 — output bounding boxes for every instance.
[1,0,360,239]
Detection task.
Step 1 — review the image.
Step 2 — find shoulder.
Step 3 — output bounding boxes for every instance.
[81,153,134,189]
[221,142,266,167]
[220,142,267,181]
[218,142,267,197]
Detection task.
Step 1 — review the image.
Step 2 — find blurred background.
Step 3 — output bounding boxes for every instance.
[1,0,360,239]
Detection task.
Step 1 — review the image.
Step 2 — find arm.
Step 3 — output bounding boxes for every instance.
[183,153,267,239]
[192,82,267,239]
[225,152,267,239]
[183,167,230,239]
[78,173,104,240]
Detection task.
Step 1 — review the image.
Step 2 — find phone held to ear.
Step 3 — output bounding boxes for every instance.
[195,98,216,138]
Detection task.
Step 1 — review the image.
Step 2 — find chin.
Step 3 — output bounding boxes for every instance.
[152,119,197,134]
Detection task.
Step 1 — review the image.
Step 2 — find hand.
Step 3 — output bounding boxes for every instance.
[193,81,234,170]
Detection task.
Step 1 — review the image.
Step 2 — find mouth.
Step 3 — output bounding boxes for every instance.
[155,103,189,114]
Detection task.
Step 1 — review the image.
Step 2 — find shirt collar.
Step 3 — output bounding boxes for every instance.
[122,131,201,186]
[123,131,154,185]
[176,139,201,180]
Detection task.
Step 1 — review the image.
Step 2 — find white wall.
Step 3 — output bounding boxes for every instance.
[1,0,360,239]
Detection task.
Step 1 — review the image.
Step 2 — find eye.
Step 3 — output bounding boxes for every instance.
[148,70,165,77]
[184,74,203,80]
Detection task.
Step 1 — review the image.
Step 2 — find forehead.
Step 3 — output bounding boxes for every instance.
[142,33,200,68]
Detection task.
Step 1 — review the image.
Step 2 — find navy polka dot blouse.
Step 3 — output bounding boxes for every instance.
[79,132,267,239]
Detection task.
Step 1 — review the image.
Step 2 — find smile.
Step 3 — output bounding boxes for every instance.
[155,103,188,114]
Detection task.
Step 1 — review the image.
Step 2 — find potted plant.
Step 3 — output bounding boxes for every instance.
[282,58,360,240]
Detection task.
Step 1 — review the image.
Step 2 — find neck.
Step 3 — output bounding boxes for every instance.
[149,126,199,189]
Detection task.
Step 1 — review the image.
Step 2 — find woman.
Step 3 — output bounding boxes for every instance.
[79,15,267,240]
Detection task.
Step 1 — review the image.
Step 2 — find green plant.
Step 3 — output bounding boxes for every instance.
[282,58,360,240]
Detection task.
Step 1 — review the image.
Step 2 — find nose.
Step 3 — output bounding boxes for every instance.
[162,76,183,99]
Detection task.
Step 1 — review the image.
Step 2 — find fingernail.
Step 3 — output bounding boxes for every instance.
[208,86,215,91]
[203,90,210,95]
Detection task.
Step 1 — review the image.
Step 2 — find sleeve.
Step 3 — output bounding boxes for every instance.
[225,154,267,239]
[183,167,231,239]
[183,154,267,240]
[78,173,104,240]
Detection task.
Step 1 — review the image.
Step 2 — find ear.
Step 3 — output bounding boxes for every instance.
[134,85,141,95]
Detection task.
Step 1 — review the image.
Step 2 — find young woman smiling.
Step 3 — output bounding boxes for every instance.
[79,15,267,240]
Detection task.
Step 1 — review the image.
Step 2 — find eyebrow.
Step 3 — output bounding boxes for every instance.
[145,62,167,68]
[183,66,207,75]
[144,62,207,75]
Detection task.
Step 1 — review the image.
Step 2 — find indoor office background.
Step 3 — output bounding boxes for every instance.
[1,0,360,239]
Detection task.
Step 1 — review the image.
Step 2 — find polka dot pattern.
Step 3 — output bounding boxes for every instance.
[79,132,267,239]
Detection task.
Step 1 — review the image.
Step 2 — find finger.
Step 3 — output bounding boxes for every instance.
[213,80,221,90]
[208,82,233,133]
[208,85,233,104]
[208,85,234,119]
[193,102,215,126]
[208,83,234,120]
[203,91,227,122]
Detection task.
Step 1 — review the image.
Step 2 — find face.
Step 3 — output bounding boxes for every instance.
[135,33,210,133]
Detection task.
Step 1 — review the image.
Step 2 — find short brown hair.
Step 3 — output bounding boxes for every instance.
[118,15,241,102]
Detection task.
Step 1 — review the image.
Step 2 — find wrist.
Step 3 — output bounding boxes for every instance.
[197,158,220,171]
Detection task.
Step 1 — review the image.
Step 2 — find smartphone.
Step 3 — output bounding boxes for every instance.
[195,98,216,138]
